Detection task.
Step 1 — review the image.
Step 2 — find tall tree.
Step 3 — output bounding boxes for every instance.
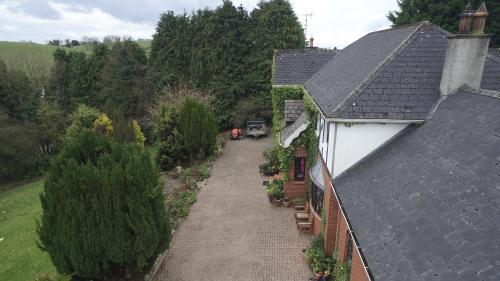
[388,0,500,47]
[150,12,192,89]
[98,40,151,119]
[178,98,218,160]
[0,60,39,121]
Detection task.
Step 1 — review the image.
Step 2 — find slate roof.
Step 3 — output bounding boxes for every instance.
[305,22,452,120]
[273,48,338,85]
[284,100,304,123]
[481,50,500,92]
[334,88,500,281]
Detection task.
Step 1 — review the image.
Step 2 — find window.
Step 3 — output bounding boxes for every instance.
[294,157,305,181]
[346,231,353,262]
[311,183,324,214]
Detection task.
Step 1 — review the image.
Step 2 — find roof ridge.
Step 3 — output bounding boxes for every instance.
[275,48,338,54]
[330,22,427,117]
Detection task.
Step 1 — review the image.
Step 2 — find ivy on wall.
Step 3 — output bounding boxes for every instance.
[271,86,304,133]
[271,85,319,184]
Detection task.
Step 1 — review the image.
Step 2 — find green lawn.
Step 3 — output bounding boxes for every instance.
[0,179,56,281]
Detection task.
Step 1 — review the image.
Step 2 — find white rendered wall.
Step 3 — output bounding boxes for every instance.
[326,122,336,173]
[332,123,408,178]
[320,119,329,161]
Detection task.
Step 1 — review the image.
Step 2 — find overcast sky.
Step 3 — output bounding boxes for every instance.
[0,0,399,48]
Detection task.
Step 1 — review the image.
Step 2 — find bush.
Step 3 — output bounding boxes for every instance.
[166,189,197,222]
[37,129,171,279]
[92,113,113,137]
[260,144,280,175]
[181,161,212,183]
[64,104,100,141]
[155,105,184,170]
[305,235,337,277]
[266,179,284,200]
[132,120,146,147]
[179,97,218,160]
[213,135,226,156]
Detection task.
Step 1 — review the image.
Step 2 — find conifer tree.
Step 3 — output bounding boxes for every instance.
[388,0,499,47]
[155,105,184,170]
[98,40,150,119]
[38,129,170,279]
[178,98,218,160]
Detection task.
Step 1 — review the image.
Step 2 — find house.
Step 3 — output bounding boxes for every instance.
[272,3,500,280]
[272,41,337,204]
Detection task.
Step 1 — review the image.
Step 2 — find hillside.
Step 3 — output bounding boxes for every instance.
[0,40,151,79]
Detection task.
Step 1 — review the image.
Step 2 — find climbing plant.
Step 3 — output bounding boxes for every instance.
[271,86,304,133]
[271,86,320,182]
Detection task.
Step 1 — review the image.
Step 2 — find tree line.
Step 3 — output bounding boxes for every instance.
[150,0,305,126]
[0,0,305,182]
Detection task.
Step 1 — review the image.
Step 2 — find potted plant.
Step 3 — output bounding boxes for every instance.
[283,197,291,207]
[270,180,284,207]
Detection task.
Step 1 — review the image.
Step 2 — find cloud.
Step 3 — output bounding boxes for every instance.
[5,0,61,19]
[0,0,400,48]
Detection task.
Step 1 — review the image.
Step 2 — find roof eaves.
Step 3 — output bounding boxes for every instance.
[330,22,427,118]
[327,118,425,124]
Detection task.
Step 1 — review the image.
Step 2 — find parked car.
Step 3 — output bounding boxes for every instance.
[246,119,267,139]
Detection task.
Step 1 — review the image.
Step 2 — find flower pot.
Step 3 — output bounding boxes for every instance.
[283,199,291,207]
[273,198,282,207]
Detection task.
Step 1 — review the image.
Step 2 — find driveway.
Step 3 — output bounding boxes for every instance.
[154,136,312,281]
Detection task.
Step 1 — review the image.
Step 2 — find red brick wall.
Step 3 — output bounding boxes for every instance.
[350,247,370,281]
[283,148,308,201]
[322,158,340,256]
[337,212,349,263]
[310,204,322,235]
[315,155,371,281]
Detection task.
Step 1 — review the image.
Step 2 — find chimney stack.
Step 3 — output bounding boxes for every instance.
[440,2,491,96]
[309,37,314,48]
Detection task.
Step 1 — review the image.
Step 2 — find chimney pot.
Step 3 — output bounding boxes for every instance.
[472,2,489,34]
[458,2,474,33]
[309,37,314,48]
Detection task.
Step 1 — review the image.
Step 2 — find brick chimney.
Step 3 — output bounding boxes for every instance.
[440,2,491,96]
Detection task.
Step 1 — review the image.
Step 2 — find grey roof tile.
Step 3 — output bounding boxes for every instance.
[306,23,451,120]
[273,48,338,85]
[334,89,500,281]
[481,50,500,92]
[304,23,426,119]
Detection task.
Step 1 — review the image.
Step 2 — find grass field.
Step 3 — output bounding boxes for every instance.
[0,179,56,281]
[0,40,151,82]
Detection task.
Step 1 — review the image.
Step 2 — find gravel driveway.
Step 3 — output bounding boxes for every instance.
[154,136,312,281]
